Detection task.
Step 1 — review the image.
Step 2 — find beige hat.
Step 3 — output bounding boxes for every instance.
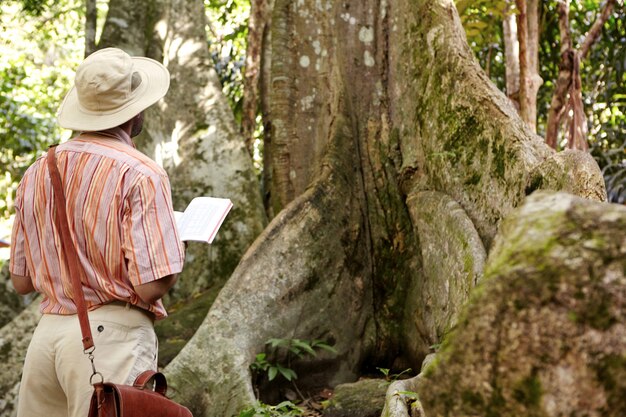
[57,48,170,131]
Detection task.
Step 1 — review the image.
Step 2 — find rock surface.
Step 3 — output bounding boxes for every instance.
[0,301,40,417]
[418,191,626,417]
[324,378,390,417]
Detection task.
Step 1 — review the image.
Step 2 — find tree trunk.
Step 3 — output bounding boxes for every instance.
[526,0,542,132]
[159,0,605,415]
[241,0,271,156]
[98,0,267,302]
[515,0,533,130]
[503,2,520,109]
[84,0,97,57]
[545,0,572,149]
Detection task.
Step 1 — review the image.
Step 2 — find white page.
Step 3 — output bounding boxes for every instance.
[176,197,233,243]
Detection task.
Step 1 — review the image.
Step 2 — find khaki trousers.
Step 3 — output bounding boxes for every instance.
[17,303,157,417]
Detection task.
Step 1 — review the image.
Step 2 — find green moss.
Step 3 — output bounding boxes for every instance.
[464,172,481,186]
[155,286,222,366]
[485,387,505,417]
[576,287,616,331]
[512,373,543,408]
[491,140,506,179]
[461,390,484,408]
[525,175,543,196]
[0,340,12,357]
[594,355,626,412]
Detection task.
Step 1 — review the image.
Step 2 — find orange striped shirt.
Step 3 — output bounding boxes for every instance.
[9,131,185,319]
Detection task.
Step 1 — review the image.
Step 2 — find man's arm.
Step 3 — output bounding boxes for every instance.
[10,273,35,295]
[134,273,178,304]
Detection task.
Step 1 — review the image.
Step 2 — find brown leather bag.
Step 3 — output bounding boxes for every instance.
[47,146,193,417]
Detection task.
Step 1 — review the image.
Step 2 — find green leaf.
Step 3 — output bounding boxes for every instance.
[276,364,297,381]
[312,341,338,354]
[267,366,278,381]
[292,340,316,356]
[377,367,390,377]
[237,407,256,417]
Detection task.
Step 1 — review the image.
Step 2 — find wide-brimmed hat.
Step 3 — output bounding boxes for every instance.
[57,48,170,131]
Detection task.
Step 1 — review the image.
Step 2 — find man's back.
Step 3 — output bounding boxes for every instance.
[11,134,184,319]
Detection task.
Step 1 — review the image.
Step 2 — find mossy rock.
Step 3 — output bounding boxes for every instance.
[419,191,626,417]
[324,378,391,417]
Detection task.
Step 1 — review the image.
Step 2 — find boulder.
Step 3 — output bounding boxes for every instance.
[324,378,390,417]
[418,191,626,417]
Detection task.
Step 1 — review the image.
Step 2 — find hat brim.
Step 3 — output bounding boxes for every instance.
[57,57,170,131]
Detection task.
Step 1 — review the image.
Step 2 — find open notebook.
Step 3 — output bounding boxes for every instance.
[174,197,233,244]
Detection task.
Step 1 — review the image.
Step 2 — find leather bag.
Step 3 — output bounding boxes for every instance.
[47,146,193,417]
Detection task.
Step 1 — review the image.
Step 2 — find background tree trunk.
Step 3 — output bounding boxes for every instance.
[515,0,533,130]
[503,2,520,109]
[98,0,267,303]
[526,0,542,132]
[84,0,97,57]
[241,0,270,156]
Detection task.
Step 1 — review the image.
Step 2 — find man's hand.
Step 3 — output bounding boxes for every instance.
[10,273,35,295]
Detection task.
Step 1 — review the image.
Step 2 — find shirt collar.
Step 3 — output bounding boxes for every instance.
[78,127,136,148]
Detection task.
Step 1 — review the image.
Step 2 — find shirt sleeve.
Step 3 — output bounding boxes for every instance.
[9,181,29,276]
[122,174,185,286]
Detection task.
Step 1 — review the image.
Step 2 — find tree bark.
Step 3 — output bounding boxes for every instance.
[515,0,533,130]
[241,0,270,156]
[545,0,572,149]
[580,0,617,59]
[526,0,542,132]
[503,3,520,109]
[84,0,97,57]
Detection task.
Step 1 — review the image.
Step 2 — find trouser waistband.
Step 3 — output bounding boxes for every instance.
[101,300,155,321]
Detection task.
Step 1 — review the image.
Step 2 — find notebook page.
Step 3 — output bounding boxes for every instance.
[176,197,233,243]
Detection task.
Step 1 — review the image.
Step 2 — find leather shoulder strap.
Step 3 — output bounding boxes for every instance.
[47,146,94,351]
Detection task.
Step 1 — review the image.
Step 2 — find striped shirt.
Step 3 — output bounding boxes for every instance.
[9,131,185,319]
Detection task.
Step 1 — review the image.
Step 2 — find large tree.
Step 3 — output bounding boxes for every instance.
[0,0,608,416]
[162,0,604,416]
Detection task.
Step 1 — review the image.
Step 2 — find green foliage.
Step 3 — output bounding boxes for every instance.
[456,0,508,89]
[205,0,250,122]
[250,338,337,382]
[376,367,413,381]
[456,0,626,202]
[238,401,303,417]
[0,0,83,217]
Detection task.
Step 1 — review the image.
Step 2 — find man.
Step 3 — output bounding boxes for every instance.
[9,47,185,417]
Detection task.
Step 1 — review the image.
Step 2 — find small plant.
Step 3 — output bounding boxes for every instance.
[238,401,303,417]
[376,367,413,381]
[251,338,337,382]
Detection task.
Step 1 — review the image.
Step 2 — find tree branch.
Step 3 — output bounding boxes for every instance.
[580,0,617,60]
[515,0,532,129]
[545,0,573,149]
